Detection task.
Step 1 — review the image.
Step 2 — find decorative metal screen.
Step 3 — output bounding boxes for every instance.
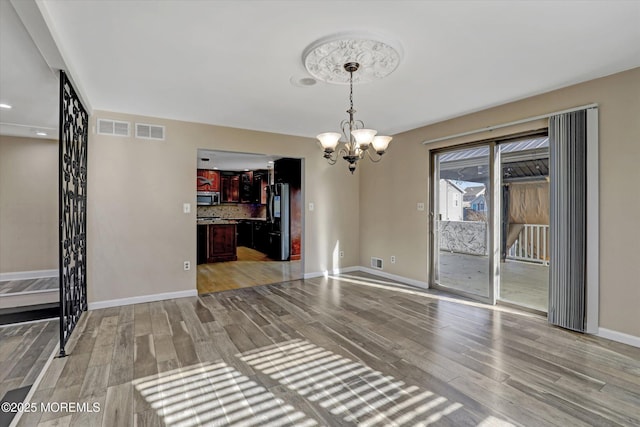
[58,71,88,356]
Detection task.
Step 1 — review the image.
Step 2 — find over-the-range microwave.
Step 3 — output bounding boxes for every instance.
[197,191,220,206]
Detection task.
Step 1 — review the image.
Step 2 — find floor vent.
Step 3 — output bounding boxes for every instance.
[97,119,130,137]
[371,257,383,269]
[135,123,165,140]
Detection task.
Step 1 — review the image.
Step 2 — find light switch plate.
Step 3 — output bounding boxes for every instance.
[309,202,314,211]
[183,203,191,214]
[417,203,425,211]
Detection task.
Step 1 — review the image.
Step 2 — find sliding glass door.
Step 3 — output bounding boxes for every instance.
[431,144,495,302]
[431,134,552,310]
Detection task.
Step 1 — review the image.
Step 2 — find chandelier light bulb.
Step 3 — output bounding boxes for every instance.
[316,132,341,152]
[351,129,377,148]
[372,135,392,153]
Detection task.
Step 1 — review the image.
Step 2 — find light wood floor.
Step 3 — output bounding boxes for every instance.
[0,277,58,295]
[17,272,640,426]
[0,320,58,425]
[197,246,302,294]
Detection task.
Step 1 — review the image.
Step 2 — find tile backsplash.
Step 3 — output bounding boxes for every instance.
[198,204,266,219]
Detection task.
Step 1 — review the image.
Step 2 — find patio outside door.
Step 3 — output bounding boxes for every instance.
[431,144,495,303]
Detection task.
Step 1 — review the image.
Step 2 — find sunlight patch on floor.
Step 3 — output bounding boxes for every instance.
[238,339,466,426]
[133,361,317,427]
[330,274,540,318]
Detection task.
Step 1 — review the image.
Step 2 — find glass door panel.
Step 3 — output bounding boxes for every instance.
[432,145,491,299]
[498,137,550,312]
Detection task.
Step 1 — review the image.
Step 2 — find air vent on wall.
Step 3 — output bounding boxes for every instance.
[371,257,383,269]
[97,119,130,137]
[135,123,165,140]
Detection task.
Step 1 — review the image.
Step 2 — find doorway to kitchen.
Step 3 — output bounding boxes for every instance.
[196,149,303,294]
[430,133,550,311]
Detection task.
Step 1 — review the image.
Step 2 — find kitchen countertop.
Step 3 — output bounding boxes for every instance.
[197,219,237,225]
[197,217,268,225]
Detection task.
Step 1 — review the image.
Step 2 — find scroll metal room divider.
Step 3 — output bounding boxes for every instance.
[58,70,89,357]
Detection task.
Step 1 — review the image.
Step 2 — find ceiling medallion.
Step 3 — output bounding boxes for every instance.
[303,32,402,85]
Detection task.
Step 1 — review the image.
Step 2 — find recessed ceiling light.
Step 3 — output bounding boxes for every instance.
[213,167,219,170]
[0,103,12,109]
[36,132,47,136]
[289,75,317,88]
[268,161,274,164]
[244,169,249,172]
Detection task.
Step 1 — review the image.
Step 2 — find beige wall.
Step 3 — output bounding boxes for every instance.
[0,135,58,274]
[359,67,640,337]
[87,112,359,304]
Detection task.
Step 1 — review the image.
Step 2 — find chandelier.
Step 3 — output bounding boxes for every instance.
[303,33,401,173]
[316,62,392,174]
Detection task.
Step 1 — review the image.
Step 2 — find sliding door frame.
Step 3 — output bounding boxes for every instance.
[429,140,498,305]
[429,130,550,306]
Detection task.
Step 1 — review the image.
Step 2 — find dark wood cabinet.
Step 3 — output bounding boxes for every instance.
[274,158,301,187]
[252,170,268,204]
[197,225,208,264]
[197,169,220,192]
[240,171,253,203]
[252,221,268,253]
[221,172,240,203]
[236,220,252,247]
[207,224,237,262]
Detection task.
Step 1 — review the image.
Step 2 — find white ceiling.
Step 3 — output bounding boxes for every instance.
[2,1,640,141]
[197,149,279,171]
[0,0,59,139]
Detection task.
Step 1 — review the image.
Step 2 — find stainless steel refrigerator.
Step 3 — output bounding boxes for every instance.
[267,183,290,261]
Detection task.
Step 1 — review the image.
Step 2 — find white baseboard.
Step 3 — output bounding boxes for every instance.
[304,266,428,290]
[88,289,198,310]
[0,269,58,282]
[303,266,360,279]
[357,267,429,290]
[597,328,640,348]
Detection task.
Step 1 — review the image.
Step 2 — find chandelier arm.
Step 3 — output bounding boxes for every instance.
[324,150,338,165]
[341,120,351,141]
[363,148,384,163]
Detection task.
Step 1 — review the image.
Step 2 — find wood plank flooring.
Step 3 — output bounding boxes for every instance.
[0,320,59,425]
[197,246,302,294]
[16,272,640,426]
[0,277,58,295]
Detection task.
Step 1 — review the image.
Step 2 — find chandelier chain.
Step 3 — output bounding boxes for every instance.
[349,70,354,111]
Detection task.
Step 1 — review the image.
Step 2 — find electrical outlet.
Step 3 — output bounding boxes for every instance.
[391,256,396,264]
[183,261,190,271]
[183,203,191,214]
[417,202,425,211]
[309,202,314,211]
[339,251,344,258]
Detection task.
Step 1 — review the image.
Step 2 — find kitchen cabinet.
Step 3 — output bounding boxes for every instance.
[221,172,240,203]
[252,221,269,253]
[207,224,237,262]
[197,225,208,264]
[197,169,220,192]
[236,220,252,247]
[240,171,253,203]
[252,170,268,204]
[274,158,301,187]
